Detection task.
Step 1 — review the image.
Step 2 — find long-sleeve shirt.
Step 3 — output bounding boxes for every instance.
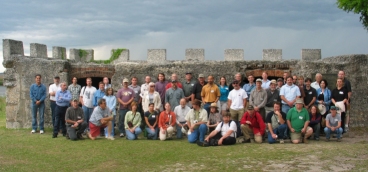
[174,105,191,123]
[103,95,116,115]
[55,90,72,107]
[158,111,176,130]
[249,88,267,109]
[309,113,321,126]
[29,83,47,104]
[124,111,142,129]
[93,89,105,107]
[266,89,280,107]
[243,83,256,100]
[155,81,168,106]
[240,111,266,135]
[315,88,331,112]
[165,88,185,111]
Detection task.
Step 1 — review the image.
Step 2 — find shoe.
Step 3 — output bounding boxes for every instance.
[31,130,36,134]
[337,138,341,142]
[77,133,84,140]
[106,136,115,140]
[197,140,209,147]
[40,130,44,134]
[325,138,330,142]
[303,137,308,144]
[66,134,70,140]
[120,133,125,137]
[62,133,66,137]
[52,134,57,138]
[242,139,251,143]
[315,137,319,141]
[279,139,284,144]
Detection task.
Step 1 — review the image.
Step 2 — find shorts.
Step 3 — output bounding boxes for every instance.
[290,127,312,141]
[89,122,107,137]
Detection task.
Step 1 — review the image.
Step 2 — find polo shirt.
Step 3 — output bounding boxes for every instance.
[303,86,317,106]
[286,107,310,132]
[65,106,84,126]
[192,81,207,101]
[280,84,301,104]
[182,80,196,97]
[201,84,220,103]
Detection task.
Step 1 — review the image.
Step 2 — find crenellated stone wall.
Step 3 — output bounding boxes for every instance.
[2,39,367,129]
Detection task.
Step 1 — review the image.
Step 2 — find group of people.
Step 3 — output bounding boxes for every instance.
[29,70,351,145]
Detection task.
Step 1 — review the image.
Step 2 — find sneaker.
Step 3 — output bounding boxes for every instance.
[315,138,319,141]
[106,136,115,140]
[242,138,251,143]
[31,130,36,134]
[325,138,330,142]
[77,133,84,140]
[303,137,308,144]
[120,133,125,137]
[337,138,341,142]
[52,134,57,138]
[40,130,44,134]
[279,139,284,144]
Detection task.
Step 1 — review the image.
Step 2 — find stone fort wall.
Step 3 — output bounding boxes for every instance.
[2,39,368,128]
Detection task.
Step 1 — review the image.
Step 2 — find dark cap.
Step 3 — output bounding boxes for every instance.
[232,80,239,84]
[171,80,177,83]
[185,72,192,75]
[72,98,78,102]
[277,78,283,82]
[247,105,254,110]
[54,76,60,79]
[330,106,339,110]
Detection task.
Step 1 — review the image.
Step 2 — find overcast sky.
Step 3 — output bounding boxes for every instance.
[1,0,367,72]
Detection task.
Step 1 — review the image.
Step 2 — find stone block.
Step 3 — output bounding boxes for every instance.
[30,43,48,58]
[2,39,24,68]
[186,49,204,61]
[69,49,94,62]
[263,49,282,61]
[147,49,166,62]
[112,49,129,64]
[52,46,67,59]
[224,49,244,61]
[301,49,321,61]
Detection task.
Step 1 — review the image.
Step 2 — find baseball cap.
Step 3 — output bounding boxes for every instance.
[295,98,304,104]
[123,78,129,83]
[256,78,262,82]
[198,74,205,78]
[247,105,254,110]
[54,76,60,79]
[270,79,277,85]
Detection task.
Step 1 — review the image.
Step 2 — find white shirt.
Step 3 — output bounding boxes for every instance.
[311,81,320,90]
[80,86,97,108]
[140,83,150,98]
[279,84,301,104]
[261,79,271,89]
[174,105,191,123]
[228,88,248,110]
[215,120,237,137]
[49,83,60,101]
[185,108,208,125]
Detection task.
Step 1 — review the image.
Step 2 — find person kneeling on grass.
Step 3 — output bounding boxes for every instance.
[286,98,313,144]
[159,103,177,141]
[324,106,343,142]
[204,112,237,146]
[124,102,142,140]
[240,105,266,144]
[65,99,87,141]
[185,99,208,143]
[87,99,115,140]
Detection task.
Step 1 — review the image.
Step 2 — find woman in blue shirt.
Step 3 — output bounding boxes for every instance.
[315,79,331,116]
[218,76,229,115]
[103,88,116,137]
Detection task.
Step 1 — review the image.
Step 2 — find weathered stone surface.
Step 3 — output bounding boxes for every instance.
[224,49,244,61]
[2,39,24,68]
[301,49,321,61]
[30,43,48,58]
[263,49,282,61]
[52,46,67,59]
[69,49,94,62]
[147,49,166,62]
[112,49,129,64]
[186,49,204,61]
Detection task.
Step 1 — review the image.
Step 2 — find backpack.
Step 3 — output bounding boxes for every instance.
[220,120,236,138]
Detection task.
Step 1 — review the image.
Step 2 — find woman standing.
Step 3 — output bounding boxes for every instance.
[315,79,331,116]
[141,82,162,113]
[124,102,142,140]
[331,78,348,133]
[144,103,159,140]
[103,88,116,137]
[218,76,229,115]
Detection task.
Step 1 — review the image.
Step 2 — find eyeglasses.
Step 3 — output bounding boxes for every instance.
[233,83,239,85]
[150,86,155,87]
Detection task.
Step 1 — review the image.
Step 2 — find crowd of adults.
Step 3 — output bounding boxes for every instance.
[29,70,351,145]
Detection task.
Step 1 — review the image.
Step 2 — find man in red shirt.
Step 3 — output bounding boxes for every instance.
[165,73,183,90]
[240,105,265,143]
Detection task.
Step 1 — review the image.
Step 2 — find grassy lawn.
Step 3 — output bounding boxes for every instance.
[0,96,367,171]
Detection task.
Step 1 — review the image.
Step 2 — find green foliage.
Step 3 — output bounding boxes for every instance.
[79,49,88,58]
[61,50,65,60]
[337,0,368,30]
[92,48,125,64]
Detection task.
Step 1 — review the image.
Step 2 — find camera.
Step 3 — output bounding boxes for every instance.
[194,120,198,124]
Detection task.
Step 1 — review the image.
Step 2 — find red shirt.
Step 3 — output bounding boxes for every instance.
[158,111,176,130]
[240,111,266,135]
[165,82,183,90]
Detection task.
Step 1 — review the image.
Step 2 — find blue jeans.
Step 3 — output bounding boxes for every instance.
[50,101,57,126]
[31,102,45,130]
[126,127,142,140]
[104,115,116,136]
[54,105,68,135]
[267,124,287,144]
[119,109,129,134]
[145,127,158,140]
[82,106,94,130]
[281,104,292,114]
[324,127,343,139]
[188,124,207,143]
[176,122,186,139]
[203,103,211,117]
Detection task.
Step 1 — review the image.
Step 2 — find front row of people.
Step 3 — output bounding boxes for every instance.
[64,97,343,145]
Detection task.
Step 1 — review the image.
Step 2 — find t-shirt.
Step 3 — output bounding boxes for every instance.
[49,83,60,101]
[65,106,84,126]
[192,82,207,101]
[68,84,81,101]
[128,85,141,103]
[89,106,111,126]
[144,111,158,127]
[331,87,348,103]
[116,87,135,109]
[265,111,286,130]
[80,86,97,108]
[326,113,341,127]
[219,85,229,102]
[286,107,310,132]
[215,121,237,137]
[303,87,317,106]
[227,89,248,110]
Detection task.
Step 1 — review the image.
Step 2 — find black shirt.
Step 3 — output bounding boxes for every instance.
[331,87,348,104]
[144,111,158,127]
[192,81,207,101]
[303,86,317,106]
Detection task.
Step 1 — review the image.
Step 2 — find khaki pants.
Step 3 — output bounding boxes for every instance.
[240,124,262,143]
[230,108,245,121]
[159,126,174,141]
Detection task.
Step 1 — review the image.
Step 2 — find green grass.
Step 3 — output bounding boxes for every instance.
[0,96,367,171]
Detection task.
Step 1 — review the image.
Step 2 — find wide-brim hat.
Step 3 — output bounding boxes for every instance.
[318,104,326,115]
[210,103,218,108]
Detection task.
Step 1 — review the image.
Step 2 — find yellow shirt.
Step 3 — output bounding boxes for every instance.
[201,84,220,103]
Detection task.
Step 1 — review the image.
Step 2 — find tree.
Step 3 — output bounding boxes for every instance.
[337,0,368,31]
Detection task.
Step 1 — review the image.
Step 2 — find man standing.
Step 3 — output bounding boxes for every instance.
[297,76,305,98]
[286,98,313,144]
[174,98,190,139]
[249,78,267,121]
[338,70,352,132]
[204,113,237,146]
[93,82,105,107]
[80,78,97,130]
[30,74,47,134]
[191,74,207,103]
[103,77,111,89]
[201,75,220,115]
[240,105,265,143]
[276,78,283,90]
[280,76,301,114]
[324,106,343,142]
[65,99,87,141]
[265,80,281,115]
[49,76,60,127]
[165,80,185,111]
[182,72,196,107]
[265,102,287,144]
[185,100,208,143]
[165,73,183,90]
[311,73,322,90]
[53,82,72,138]
[242,75,256,100]
[283,72,289,85]
[261,72,271,89]
[140,75,151,96]
[155,73,168,109]
[117,78,135,137]
[68,77,81,105]
[129,76,142,117]
[229,73,245,91]
[303,78,317,110]
[292,75,298,85]
[227,80,248,126]
[87,99,115,140]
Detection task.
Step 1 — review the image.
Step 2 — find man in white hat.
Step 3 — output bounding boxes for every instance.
[286,98,313,144]
[117,78,135,137]
[265,79,281,115]
[324,106,343,142]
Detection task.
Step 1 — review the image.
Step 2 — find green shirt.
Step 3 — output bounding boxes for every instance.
[286,107,310,132]
[124,111,142,129]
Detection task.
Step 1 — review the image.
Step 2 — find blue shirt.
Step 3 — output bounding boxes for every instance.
[103,95,116,115]
[219,85,229,102]
[280,84,301,104]
[243,83,256,99]
[316,88,331,111]
[261,80,271,89]
[29,83,47,104]
[93,89,105,107]
[55,90,72,107]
